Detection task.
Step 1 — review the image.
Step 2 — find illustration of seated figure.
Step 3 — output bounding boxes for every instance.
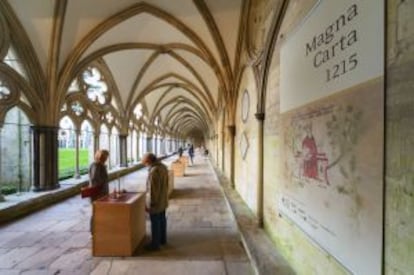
[302,122,319,180]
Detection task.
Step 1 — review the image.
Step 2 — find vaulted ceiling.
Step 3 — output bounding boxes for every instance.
[3,0,247,138]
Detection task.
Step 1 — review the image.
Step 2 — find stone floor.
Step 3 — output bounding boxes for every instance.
[0,156,253,275]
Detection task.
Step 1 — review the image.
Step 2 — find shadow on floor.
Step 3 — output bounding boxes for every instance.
[132,230,247,261]
[169,187,221,199]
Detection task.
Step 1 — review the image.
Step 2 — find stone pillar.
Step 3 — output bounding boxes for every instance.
[221,130,225,171]
[216,135,219,165]
[161,138,165,155]
[227,125,236,188]
[107,133,112,170]
[119,134,128,167]
[136,132,140,161]
[154,136,158,155]
[0,128,4,201]
[168,138,172,153]
[153,136,158,155]
[146,136,153,153]
[31,126,59,191]
[164,138,168,154]
[142,134,146,155]
[141,133,145,156]
[93,133,99,154]
[255,112,265,227]
[74,129,80,179]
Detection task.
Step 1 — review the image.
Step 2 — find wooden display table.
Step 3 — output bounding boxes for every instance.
[171,160,185,177]
[92,192,146,256]
[179,156,189,167]
[168,169,174,197]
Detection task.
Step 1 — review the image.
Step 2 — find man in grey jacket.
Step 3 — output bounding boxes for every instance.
[142,153,169,251]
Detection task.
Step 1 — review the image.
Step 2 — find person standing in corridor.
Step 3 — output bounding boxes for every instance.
[188,144,194,165]
[88,149,110,200]
[142,153,169,250]
[87,149,109,233]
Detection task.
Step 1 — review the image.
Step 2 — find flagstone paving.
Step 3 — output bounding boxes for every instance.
[0,155,253,275]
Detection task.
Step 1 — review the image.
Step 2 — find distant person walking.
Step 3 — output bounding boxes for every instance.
[188,144,194,165]
[178,147,183,157]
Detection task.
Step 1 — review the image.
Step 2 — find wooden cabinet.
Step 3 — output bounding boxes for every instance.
[168,169,174,197]
[92,192,146,256]
[179,156,189,167]
[171,160,185,177]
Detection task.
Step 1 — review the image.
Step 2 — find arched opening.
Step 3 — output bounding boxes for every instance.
[0,107,32,195]
[80,120,95,176]
[58,116,76,180]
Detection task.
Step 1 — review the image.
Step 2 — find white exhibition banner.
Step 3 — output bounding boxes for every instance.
[279,1,384,275]
[280,0,384,113]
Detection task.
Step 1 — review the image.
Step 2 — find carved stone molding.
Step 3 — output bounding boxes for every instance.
[0,11,10,60]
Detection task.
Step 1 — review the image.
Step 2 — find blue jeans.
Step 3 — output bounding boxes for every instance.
[149,211,167,248]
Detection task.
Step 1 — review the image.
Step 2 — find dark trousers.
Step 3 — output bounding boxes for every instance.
[149,211,167,248]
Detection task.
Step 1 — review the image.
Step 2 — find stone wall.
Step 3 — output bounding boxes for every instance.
[209,1,414,273]
[234,67,259,214]
[257,0,414,274]
[261,1,348,274]
[384,1,414,274]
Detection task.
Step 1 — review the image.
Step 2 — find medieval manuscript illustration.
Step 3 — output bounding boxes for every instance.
[279,79,383,274]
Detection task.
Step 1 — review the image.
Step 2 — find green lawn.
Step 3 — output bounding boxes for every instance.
[58,148,90,179]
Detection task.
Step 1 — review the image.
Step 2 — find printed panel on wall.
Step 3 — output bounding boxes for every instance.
[279,0,384,274]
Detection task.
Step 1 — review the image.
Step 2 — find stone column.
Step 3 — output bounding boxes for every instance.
[107,133,112,170]
[31,126,59,191]
[0,128,4,201]
[141,133,145,156]
[221,130,225,171]
[136,132,140,161]
[74,129,80,179]
[93,133,99,154]
[161,137,165,155]
[141,134,146,155]
[255,112,265,227]
[154,136,158,155]
[153,136,158,155]
[227,125,236,188]
[146,135,153,153]
[168,138,172,153]
[215,135,219,165]
[119,134,128,167]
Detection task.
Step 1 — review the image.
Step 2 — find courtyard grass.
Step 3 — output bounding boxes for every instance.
[58,148,90,179]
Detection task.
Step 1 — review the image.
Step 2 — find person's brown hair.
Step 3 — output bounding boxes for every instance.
[94,149,109,163]
[142,153,157,165]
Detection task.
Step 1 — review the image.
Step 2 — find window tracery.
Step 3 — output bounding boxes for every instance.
[81,67,108,105]
[3,47,26,79]
[71,101,84,116]
[0,79,18,106]
[105,112,114,124]
[0,80,11,101]
[134,103,143,119]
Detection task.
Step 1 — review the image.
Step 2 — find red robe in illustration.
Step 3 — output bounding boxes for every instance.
[302,135,319,179]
